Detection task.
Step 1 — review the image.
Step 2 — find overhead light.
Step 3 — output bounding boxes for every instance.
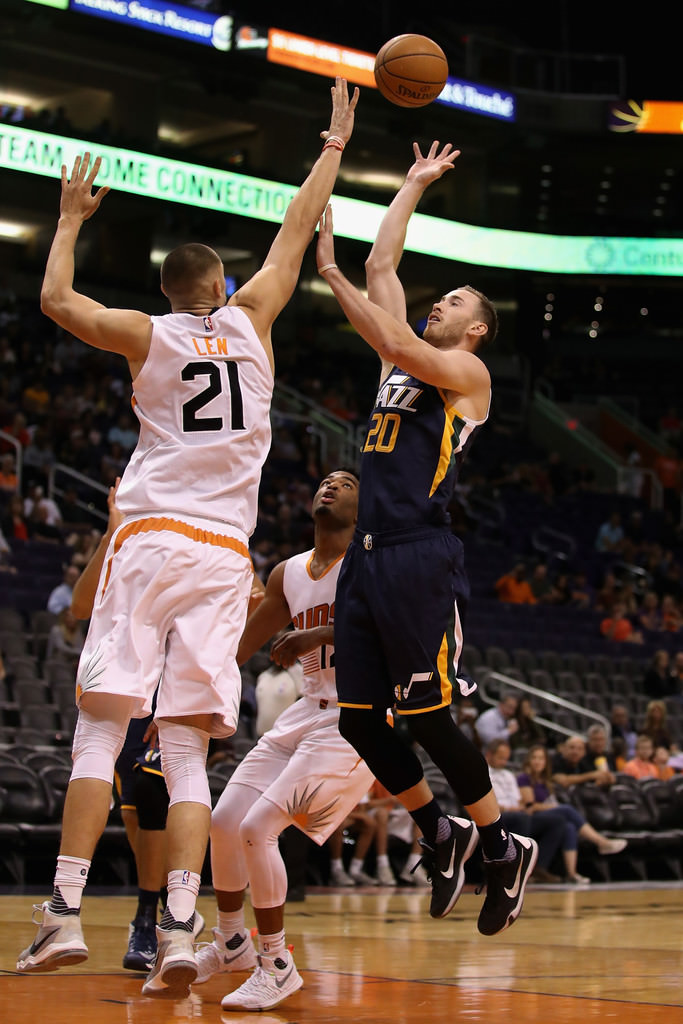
[0,90,46,108]
[150,246,252,265]
[0,220,33,240]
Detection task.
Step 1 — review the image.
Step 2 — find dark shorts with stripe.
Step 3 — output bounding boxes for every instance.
[333,526,469,715]
[115,715,153,806]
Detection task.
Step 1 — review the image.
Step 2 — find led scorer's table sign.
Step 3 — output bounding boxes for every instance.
[2,125,682,277]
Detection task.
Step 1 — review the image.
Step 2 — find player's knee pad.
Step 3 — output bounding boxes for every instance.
[133,770,169,830]
[157,721,211,809]
[70,705,132,783]
[338,707,424,795]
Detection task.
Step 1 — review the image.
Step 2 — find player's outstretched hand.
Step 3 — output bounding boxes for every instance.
[405,141,460,187]
[320,77,359,146]
[60,152,110,223]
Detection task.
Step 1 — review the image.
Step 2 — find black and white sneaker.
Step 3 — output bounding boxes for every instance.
[477,833,538,936]
[123,915,157,972]
[417,815,479,919]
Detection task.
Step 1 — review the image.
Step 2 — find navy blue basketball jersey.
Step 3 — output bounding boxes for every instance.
[357,368,490,533]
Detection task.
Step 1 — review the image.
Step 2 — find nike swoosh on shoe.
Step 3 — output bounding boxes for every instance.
[504,836,532,899]
[29,928,60,955]
[275,965,294,990]
[223,947,249,966]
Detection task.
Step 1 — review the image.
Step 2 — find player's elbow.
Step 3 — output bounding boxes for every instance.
[40,285,68,324]
[365,249,394,281]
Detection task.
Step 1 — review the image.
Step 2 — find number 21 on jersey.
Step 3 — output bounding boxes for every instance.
[181,360,244,433]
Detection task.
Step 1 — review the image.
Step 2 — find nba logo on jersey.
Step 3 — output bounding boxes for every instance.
[181,870,191,885]
[203,315,213,332]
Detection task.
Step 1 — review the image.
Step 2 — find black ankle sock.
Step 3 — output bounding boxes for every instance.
[135,889,160,921]
[478,819,512,861]
[409,798,444,848]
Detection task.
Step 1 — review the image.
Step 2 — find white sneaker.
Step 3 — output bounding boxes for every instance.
[350,869,379,886]
[194,928,257,984]
[376,863,396,886]
[142,926,197,999]
[221,950,303,1011]
[16,902,88,973]
[329,866,355,887]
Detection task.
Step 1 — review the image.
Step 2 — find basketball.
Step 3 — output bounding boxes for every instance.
[374,34,449,108]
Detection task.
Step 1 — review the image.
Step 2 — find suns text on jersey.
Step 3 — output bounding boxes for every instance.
[292,602,334,630]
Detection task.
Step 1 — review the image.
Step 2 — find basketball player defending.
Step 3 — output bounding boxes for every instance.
[314,141,538,936]
[16,78,359,998]
[192,469,374,1011]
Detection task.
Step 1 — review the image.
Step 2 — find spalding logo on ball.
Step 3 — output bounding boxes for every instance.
[374,34,449,108]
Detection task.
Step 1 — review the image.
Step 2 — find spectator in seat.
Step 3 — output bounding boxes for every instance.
[642,650,677,700]
[494,562,537,605]
[47,564,81,615]
[610,704,637,760]
[623,734,658,780]
[485,740,565,885]
[475,691,519,747]
[640,699,677,752]
[46,607,86,669]
[595,510,624,555]
[518,744,626,884]
[551,735,616,789]
[599,601,644,645]
[581,725,618,773]
[510,697,548,753]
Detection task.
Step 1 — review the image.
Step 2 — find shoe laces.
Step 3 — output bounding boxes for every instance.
[239,962,277,994]
[414,839,436,882]
[31,902,48,925]
[194,940,223,968]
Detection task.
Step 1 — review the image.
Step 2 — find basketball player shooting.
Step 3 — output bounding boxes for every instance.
[315,141,539,938]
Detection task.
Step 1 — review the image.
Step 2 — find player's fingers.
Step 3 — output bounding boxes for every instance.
[428,140,439,158]
[85,154,102,188]
[348,86,359,111]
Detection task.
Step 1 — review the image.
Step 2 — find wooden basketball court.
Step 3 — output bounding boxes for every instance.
[2,882,682,1023]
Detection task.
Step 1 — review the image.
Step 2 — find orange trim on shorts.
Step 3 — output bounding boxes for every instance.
[100,516,252,598]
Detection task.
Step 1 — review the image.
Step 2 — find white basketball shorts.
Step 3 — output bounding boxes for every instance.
[227,695,374,845]
[76,515,253,738]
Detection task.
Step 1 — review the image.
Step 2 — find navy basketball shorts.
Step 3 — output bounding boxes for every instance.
[334,527,470,714]
[114,715,153,808]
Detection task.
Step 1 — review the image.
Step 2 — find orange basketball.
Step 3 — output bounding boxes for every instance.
[374,34,449,108]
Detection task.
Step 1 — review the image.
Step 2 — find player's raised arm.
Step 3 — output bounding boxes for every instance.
[317,206,488,396]
[365,141,459,323]
[230,78,358,342]
[40,153,151,367]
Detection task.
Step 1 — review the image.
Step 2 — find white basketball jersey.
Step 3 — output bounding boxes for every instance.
[282,548,343,702]
[116,305,273,535]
